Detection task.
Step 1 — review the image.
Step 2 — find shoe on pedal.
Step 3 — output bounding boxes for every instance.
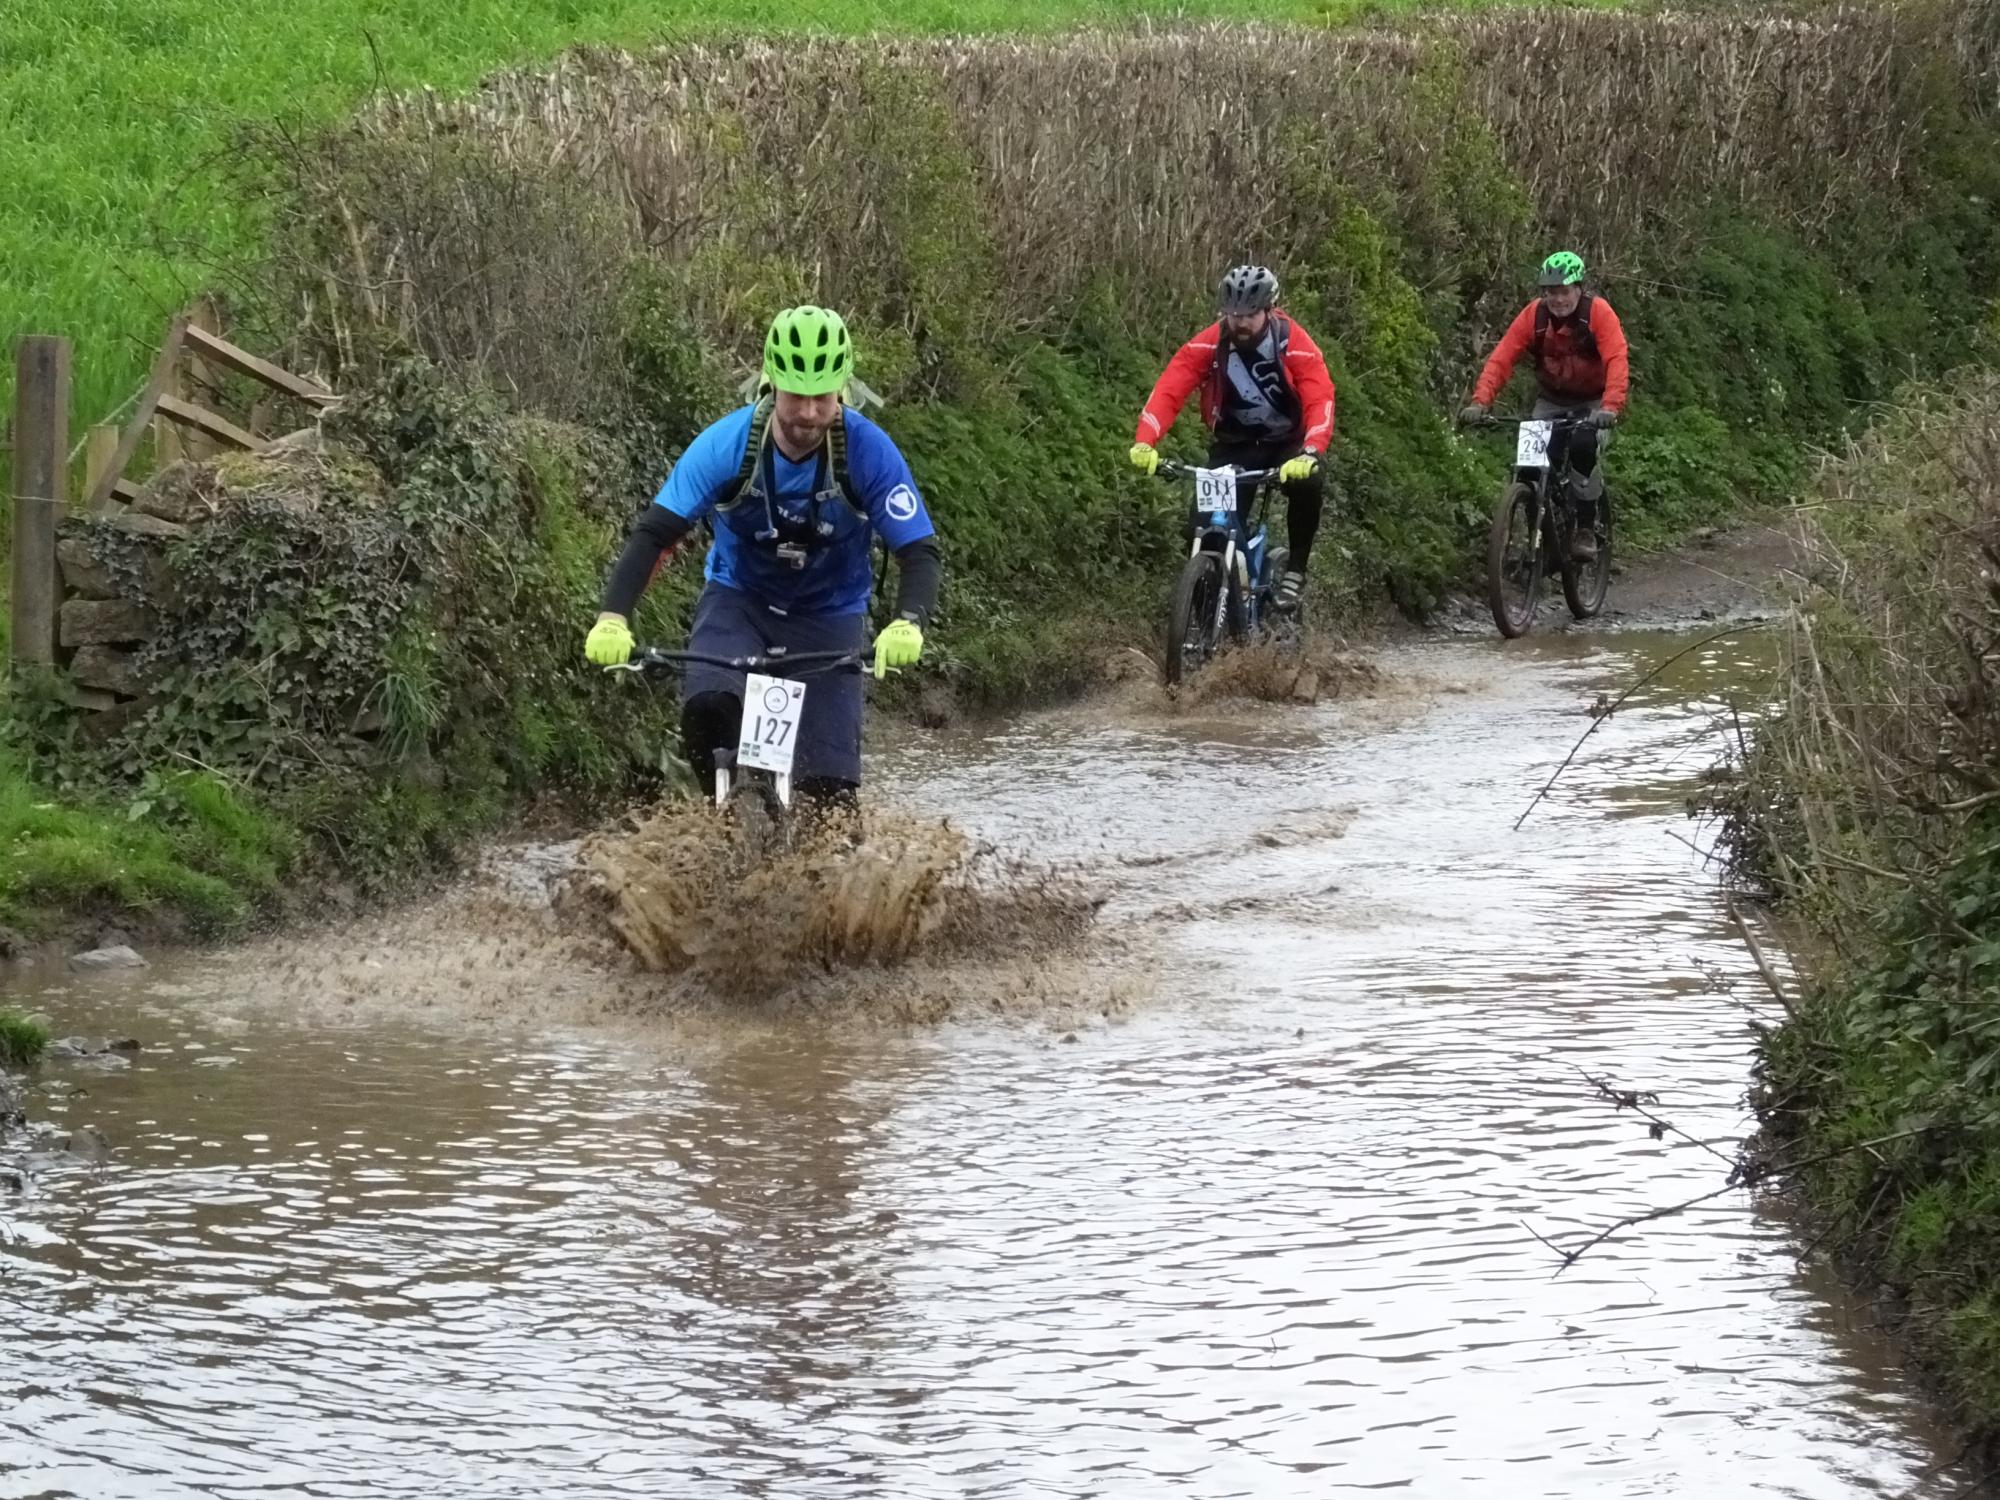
[1272,569,1306,613]
[1568,530,1598,563]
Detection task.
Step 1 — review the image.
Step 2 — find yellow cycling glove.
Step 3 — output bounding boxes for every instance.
[874,618,924,680]
[584,616,634,666]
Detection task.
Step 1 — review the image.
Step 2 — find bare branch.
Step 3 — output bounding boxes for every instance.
[1726,899,1799,1018]
[1516,624,1773,832]
[1573,1066,1740,1170]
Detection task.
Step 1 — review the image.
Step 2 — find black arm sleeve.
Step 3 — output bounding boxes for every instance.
[601,506,695,617]
[890,537,942,628]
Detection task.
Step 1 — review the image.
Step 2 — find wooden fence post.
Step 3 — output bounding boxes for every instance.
[182,296,220,461]
[10,336,70,669]
[83,423,119,503]
[152,298,216,468]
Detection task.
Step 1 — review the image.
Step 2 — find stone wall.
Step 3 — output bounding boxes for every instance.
[55,433,310,738]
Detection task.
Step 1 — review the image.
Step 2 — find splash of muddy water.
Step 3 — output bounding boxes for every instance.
[558,804,1100,1004]
[0,627,1961,1498]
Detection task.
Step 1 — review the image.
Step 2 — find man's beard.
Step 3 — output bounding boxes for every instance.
[775,415,830,453]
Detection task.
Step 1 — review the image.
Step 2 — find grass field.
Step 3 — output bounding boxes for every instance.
[1,0,1399,430]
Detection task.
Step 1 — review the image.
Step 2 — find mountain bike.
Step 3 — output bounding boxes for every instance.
[1156,460,1286,687]
[1471,414,1614,639]
[608,645,864,855]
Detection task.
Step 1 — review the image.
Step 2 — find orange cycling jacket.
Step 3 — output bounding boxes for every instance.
[1135,314,1337,453]
[1472,295,1630,413]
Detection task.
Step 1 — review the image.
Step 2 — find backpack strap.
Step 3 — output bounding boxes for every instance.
[827,406,863,516]
[1209,316,1292,373]
[713,396,866,517]
[714,397,776,514]
[1531,294,1597,360]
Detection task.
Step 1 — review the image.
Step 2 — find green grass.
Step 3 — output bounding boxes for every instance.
[1729,372,2000,1437]
[6,0,1642,431]
[0,745,290,936]
[0,1011,50,1070]
[3,0,1395,433]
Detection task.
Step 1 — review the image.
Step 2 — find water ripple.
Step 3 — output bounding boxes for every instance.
[0,632,1952,1498]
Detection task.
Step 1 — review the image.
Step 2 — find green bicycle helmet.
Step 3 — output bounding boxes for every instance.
[1538,251,1587,288]
[762,305,854,396]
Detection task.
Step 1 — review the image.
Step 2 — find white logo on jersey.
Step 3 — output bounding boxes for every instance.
[885,484,920,522]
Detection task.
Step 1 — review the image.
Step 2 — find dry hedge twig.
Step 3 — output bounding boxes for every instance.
[237,8,1977,405]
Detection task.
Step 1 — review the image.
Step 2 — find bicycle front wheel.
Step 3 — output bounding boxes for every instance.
[1165,550,1228,686]
[724,773,791,865]
[1486,482,1545,639]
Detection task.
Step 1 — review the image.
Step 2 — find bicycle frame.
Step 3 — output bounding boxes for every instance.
[1499,416,1592,555]
[1159,461,1281,637]
[608,645,862,809]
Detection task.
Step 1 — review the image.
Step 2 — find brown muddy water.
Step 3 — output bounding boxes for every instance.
[0,628,1960,1498]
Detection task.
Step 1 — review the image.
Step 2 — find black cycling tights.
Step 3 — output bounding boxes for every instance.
[1550,425,1600,478]
[679,691,858,812]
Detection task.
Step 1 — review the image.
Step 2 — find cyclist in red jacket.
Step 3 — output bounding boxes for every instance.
[1130,265,1336,614]
[1461,251,1630,561]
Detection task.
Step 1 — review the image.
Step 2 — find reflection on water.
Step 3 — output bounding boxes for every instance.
[0,630,1953,1498]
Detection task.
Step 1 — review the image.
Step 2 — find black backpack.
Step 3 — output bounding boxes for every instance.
[1531,294,1599,362]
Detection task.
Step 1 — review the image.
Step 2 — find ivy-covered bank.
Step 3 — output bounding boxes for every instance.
[1717,370,2000,1443]
[3,364,684,939]
[4,7,1999,940]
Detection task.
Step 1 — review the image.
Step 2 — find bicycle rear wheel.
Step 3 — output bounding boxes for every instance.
[1486,483,1544,639]
[1165,550,1227,686]
[1562,493,1614,620]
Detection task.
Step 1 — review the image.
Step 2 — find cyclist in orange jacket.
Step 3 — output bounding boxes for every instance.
[1130,265,1336,614]
[1461,251,1629,560]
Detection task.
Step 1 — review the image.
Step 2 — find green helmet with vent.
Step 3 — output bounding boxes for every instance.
[762,305,854,396]
[1538,251,1587,288]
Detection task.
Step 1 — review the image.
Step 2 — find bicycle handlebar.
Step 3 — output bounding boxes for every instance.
[1463,412,1600,431]
[1156,461,1281,483]
[611,646,866,678]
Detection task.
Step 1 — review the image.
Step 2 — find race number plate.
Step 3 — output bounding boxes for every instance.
[738,673,806,775]
[1193,467,1238,513]
[1515,420,1554,468]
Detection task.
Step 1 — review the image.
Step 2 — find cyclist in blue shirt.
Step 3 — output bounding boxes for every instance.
[584,306,942,805]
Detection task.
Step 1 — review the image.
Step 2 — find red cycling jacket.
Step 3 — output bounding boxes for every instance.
[1472,295,1630,413]
[1135,313,1337,453]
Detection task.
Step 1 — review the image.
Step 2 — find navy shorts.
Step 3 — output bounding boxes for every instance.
[682,585,868,784]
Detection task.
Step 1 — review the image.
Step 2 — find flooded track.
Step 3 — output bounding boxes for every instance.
[0,619,1962,1498]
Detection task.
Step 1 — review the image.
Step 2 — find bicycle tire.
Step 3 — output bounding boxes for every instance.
[1486,482,1544,639]
[723,773,791,865]
[1165,550,1227,686]
[1562,493,1614,620]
